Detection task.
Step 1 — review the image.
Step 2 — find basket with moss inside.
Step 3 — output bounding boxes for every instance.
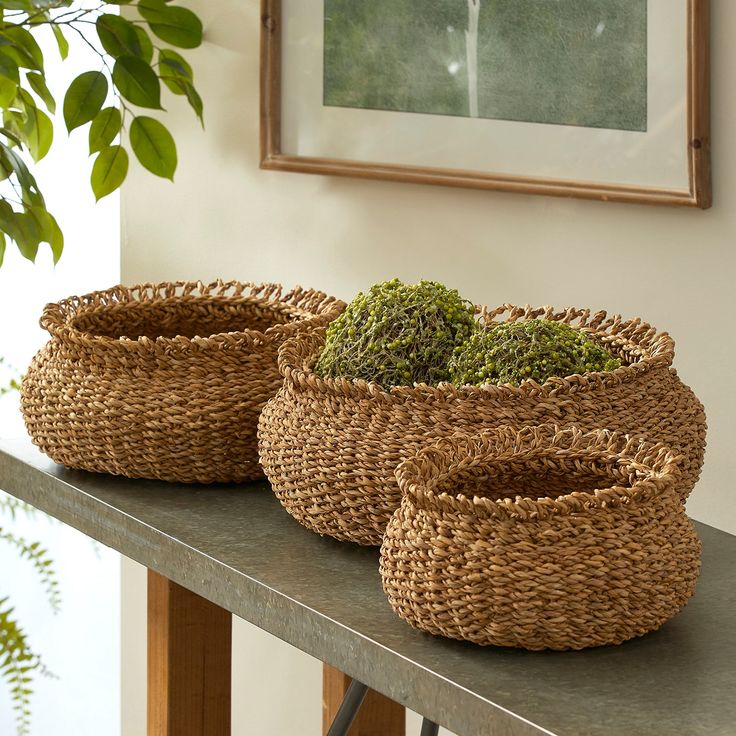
[258,287,706,545]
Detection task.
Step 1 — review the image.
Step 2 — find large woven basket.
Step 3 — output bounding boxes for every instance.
[380,425,701,651]
[258,304,706,545]
[21,281,344,483]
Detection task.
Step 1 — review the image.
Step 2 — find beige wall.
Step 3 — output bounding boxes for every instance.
[121,1,736,733]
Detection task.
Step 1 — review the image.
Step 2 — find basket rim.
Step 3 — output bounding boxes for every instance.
[40,280,345,353]
[394,425,682,521]
[278,303,675,402]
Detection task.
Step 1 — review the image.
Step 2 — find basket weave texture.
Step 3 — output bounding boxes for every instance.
[380,425,701,650]
[21,281,344,483]
[258,304,706,545]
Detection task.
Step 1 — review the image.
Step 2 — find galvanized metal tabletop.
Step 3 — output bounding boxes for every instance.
[1,436,734,736]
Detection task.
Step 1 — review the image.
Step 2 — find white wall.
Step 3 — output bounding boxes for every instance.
[120,1,736,734]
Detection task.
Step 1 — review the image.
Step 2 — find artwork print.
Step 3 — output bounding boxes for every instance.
[324,0,648,132]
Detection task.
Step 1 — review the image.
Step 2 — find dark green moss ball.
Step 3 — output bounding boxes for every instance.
[448,319,621,387]
[314,279,476,387]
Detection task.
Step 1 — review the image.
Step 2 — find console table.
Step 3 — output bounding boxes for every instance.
[1,436,734,736]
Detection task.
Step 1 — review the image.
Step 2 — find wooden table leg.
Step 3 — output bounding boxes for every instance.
[323,664,405,736]
[147,570,232,736]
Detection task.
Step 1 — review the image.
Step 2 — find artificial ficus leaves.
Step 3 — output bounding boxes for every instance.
[26,72,55,114]
[112,55,161,108]
[96,14,152,62]
[129,115,176,180]
[29,206,63,263]
[0,1,205,269]
[63,71,108,132]
[138,0,203,49]
[24,105,53,162]
[51,24,69,60]
[88,106,121,154]
[0,55,20,85]
[0,26,44,72]
[91,144,128,200]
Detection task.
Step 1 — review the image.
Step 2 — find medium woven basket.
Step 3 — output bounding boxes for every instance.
[21,281,344,483]
[258,304,706,545]
[380,425,701,651]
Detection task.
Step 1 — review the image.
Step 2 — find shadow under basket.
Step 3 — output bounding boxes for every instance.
[379,425,701,651]
[21,281,344,484]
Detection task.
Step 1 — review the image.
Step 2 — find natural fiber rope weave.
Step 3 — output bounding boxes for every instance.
[258,304,706,545]
[21,281,345,483]
[380,425,701,650]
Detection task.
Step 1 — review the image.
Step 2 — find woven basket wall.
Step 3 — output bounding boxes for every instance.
[258,304,706,545]
[380,425,701,651]
[21,281,344,483]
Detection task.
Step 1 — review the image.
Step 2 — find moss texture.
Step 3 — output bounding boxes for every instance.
[314,279,475,387]
[448,319,621,387]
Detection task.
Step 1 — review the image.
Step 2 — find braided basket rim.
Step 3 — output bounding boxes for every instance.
[394,425,682,521]
[39,280,346,353]
[278,303,676,401]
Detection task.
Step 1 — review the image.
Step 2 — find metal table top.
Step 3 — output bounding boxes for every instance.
[1,437,734,736]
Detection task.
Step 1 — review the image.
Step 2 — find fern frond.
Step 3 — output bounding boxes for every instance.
[0,528,61,613]
[0,597,43,736]
[0,493,36,521]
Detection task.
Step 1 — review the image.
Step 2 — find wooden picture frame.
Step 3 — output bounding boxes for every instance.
[260,0,711,208]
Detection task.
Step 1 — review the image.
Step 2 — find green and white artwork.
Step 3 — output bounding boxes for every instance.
[324,0,648,132]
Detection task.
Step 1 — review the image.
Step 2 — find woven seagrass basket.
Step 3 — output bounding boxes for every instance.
[380,425,702,651]
[258,304,706,545]
[21,281,344,483]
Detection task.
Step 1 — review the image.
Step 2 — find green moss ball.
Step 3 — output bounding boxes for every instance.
[314,279,476,387]
[448,319,621,387]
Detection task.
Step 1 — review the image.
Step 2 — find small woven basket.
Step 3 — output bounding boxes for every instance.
[21,281,344,483]
[258,304,706,545]
[380,425,701,651]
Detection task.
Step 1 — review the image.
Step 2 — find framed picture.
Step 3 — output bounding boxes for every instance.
[260,0,711,208]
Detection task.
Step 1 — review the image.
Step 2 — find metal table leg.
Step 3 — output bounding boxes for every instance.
[326,679,370,736]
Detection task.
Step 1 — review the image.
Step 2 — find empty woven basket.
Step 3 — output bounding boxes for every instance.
[380,425,701,651]
[21,281,344,483]
[258,304,706,545]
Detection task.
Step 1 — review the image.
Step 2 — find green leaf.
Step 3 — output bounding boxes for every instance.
[0,27,44,72]
[88,106,121,154]
[158,47,191,95]
[0,77,17,108]
[13,211,41,261]
[63,71,108,132]
[28,206,63,263]
[130,116,176,180]
[0,200,21,243]
[0,230,5,267]
[0,126,22,147]
[112,55,160,108]
[96,14,152,61]
[24,106,53,162]
[0,54,20,85]
[52,24,69,60]
[26,71,56,114]
[138,0,203,49]
[0,142,43,203]
[91,145,128,200]
[134,26,154,64]
[182,81,203,124]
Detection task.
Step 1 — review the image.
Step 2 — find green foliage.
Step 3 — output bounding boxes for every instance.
[0,492,60,736]
[448,319,622,387]
[0,373,59,736]
[0,0,204,266]
[0,356,22,395]
[315,279,476,387]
